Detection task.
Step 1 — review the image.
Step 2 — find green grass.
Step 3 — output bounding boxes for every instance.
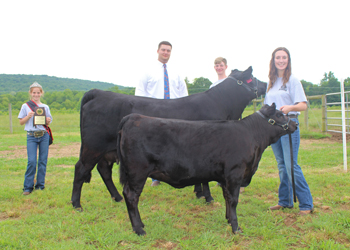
[1,110,350,249]
[0,112,80,150]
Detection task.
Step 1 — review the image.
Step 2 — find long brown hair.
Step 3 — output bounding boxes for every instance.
[267,47,292,92]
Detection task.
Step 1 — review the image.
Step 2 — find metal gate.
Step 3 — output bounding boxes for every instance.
[325,91,350,134]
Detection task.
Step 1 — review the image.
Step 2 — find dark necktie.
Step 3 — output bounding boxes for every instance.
[163,64,170,99]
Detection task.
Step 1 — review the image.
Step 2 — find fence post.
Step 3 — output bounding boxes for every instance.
[340,79,347,171]
[322,95,326,133]
[9,103,13,134]
[305,102,309,131]
[253,98,264,112]
[253,101,257,112]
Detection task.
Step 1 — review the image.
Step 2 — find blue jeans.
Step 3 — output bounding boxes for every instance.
[23,133,49,192]
[270,119,313,211]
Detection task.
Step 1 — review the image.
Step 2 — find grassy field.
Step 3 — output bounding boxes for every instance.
[1,109,350,249]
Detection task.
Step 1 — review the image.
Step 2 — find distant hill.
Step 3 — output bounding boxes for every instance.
[0,74,130,93]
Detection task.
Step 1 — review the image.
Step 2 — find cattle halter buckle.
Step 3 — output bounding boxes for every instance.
[228,76,259,99]
[281,124,289,130]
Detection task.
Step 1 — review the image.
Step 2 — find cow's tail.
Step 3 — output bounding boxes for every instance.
[117,115,130,187]
[79,89,97,158]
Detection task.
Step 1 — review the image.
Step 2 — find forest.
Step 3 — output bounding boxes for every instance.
[0,74,123,93]
[0,72,349,113]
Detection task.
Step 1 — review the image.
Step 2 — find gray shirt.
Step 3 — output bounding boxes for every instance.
[18,103,52,131]
[264,75,307,115]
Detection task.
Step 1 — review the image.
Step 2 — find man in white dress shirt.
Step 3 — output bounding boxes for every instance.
[135,41,188,186]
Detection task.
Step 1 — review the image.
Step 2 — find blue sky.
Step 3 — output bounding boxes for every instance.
[0,0,348,87]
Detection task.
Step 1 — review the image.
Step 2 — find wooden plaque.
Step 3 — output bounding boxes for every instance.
[34,107,46,126]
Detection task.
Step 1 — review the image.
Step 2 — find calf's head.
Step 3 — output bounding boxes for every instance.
[257,103,298,143]
[241,104,298,187]
[230,66,267,98]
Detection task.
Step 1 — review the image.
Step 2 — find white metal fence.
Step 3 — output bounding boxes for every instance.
[325,91,350,134]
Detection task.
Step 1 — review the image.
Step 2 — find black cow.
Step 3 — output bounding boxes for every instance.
[71,66,267,209]
[117,104,297,235]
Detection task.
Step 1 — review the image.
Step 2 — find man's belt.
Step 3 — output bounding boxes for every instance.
[27,130,46,138]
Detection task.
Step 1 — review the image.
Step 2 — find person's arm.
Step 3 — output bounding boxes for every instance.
[280,76,308,114]
[280,102,307,114]
[46,116,52,125]
[135,73,149,97]
[178,76,189,97]
[19,111,34,125]
[45,106,52,125]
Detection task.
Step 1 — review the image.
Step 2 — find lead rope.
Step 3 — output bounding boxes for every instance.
[289,133,297,203]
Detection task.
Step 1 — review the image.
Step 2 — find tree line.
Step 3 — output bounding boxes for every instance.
[188,72,350,104]
[0,74,122,94]
[0,71,349,113]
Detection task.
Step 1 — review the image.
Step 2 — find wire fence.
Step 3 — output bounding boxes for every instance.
[0,107,80,136]
[4,93,349,137]
[1,100,326,137]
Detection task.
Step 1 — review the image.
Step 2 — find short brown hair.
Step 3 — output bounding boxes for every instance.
[158,41,172,49]
[214,57,227,66]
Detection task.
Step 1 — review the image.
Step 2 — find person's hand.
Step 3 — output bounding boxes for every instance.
[28,111,35,118]
[46,117,52,125]
[280,105,292,114]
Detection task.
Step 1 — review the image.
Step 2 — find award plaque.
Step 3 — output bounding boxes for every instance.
[33,107,46,126]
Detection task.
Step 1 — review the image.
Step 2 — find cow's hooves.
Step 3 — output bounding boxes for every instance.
[196,192,204,199]
[205,197,214,203]
[233,227,243,234]
[112,196,124,202]
[134,229,146,236]
[75,207,83,212]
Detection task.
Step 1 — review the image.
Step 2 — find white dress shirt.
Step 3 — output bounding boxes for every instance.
[135,61,188,99]
[209,78,226,89]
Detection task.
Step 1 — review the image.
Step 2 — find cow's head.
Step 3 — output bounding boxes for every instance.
[257,103,298,142]
[230,66,267,98]
[241,103,298,187]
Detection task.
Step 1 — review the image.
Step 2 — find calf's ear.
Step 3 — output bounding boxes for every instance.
[247,66,253,74]
[265,103,277,117]
[243,66,253,78]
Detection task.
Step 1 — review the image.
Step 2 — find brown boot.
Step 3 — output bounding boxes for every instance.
[270,204,293,211]
[269,205,283,210]
[298,209,313,216]
[151,181,160,187]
